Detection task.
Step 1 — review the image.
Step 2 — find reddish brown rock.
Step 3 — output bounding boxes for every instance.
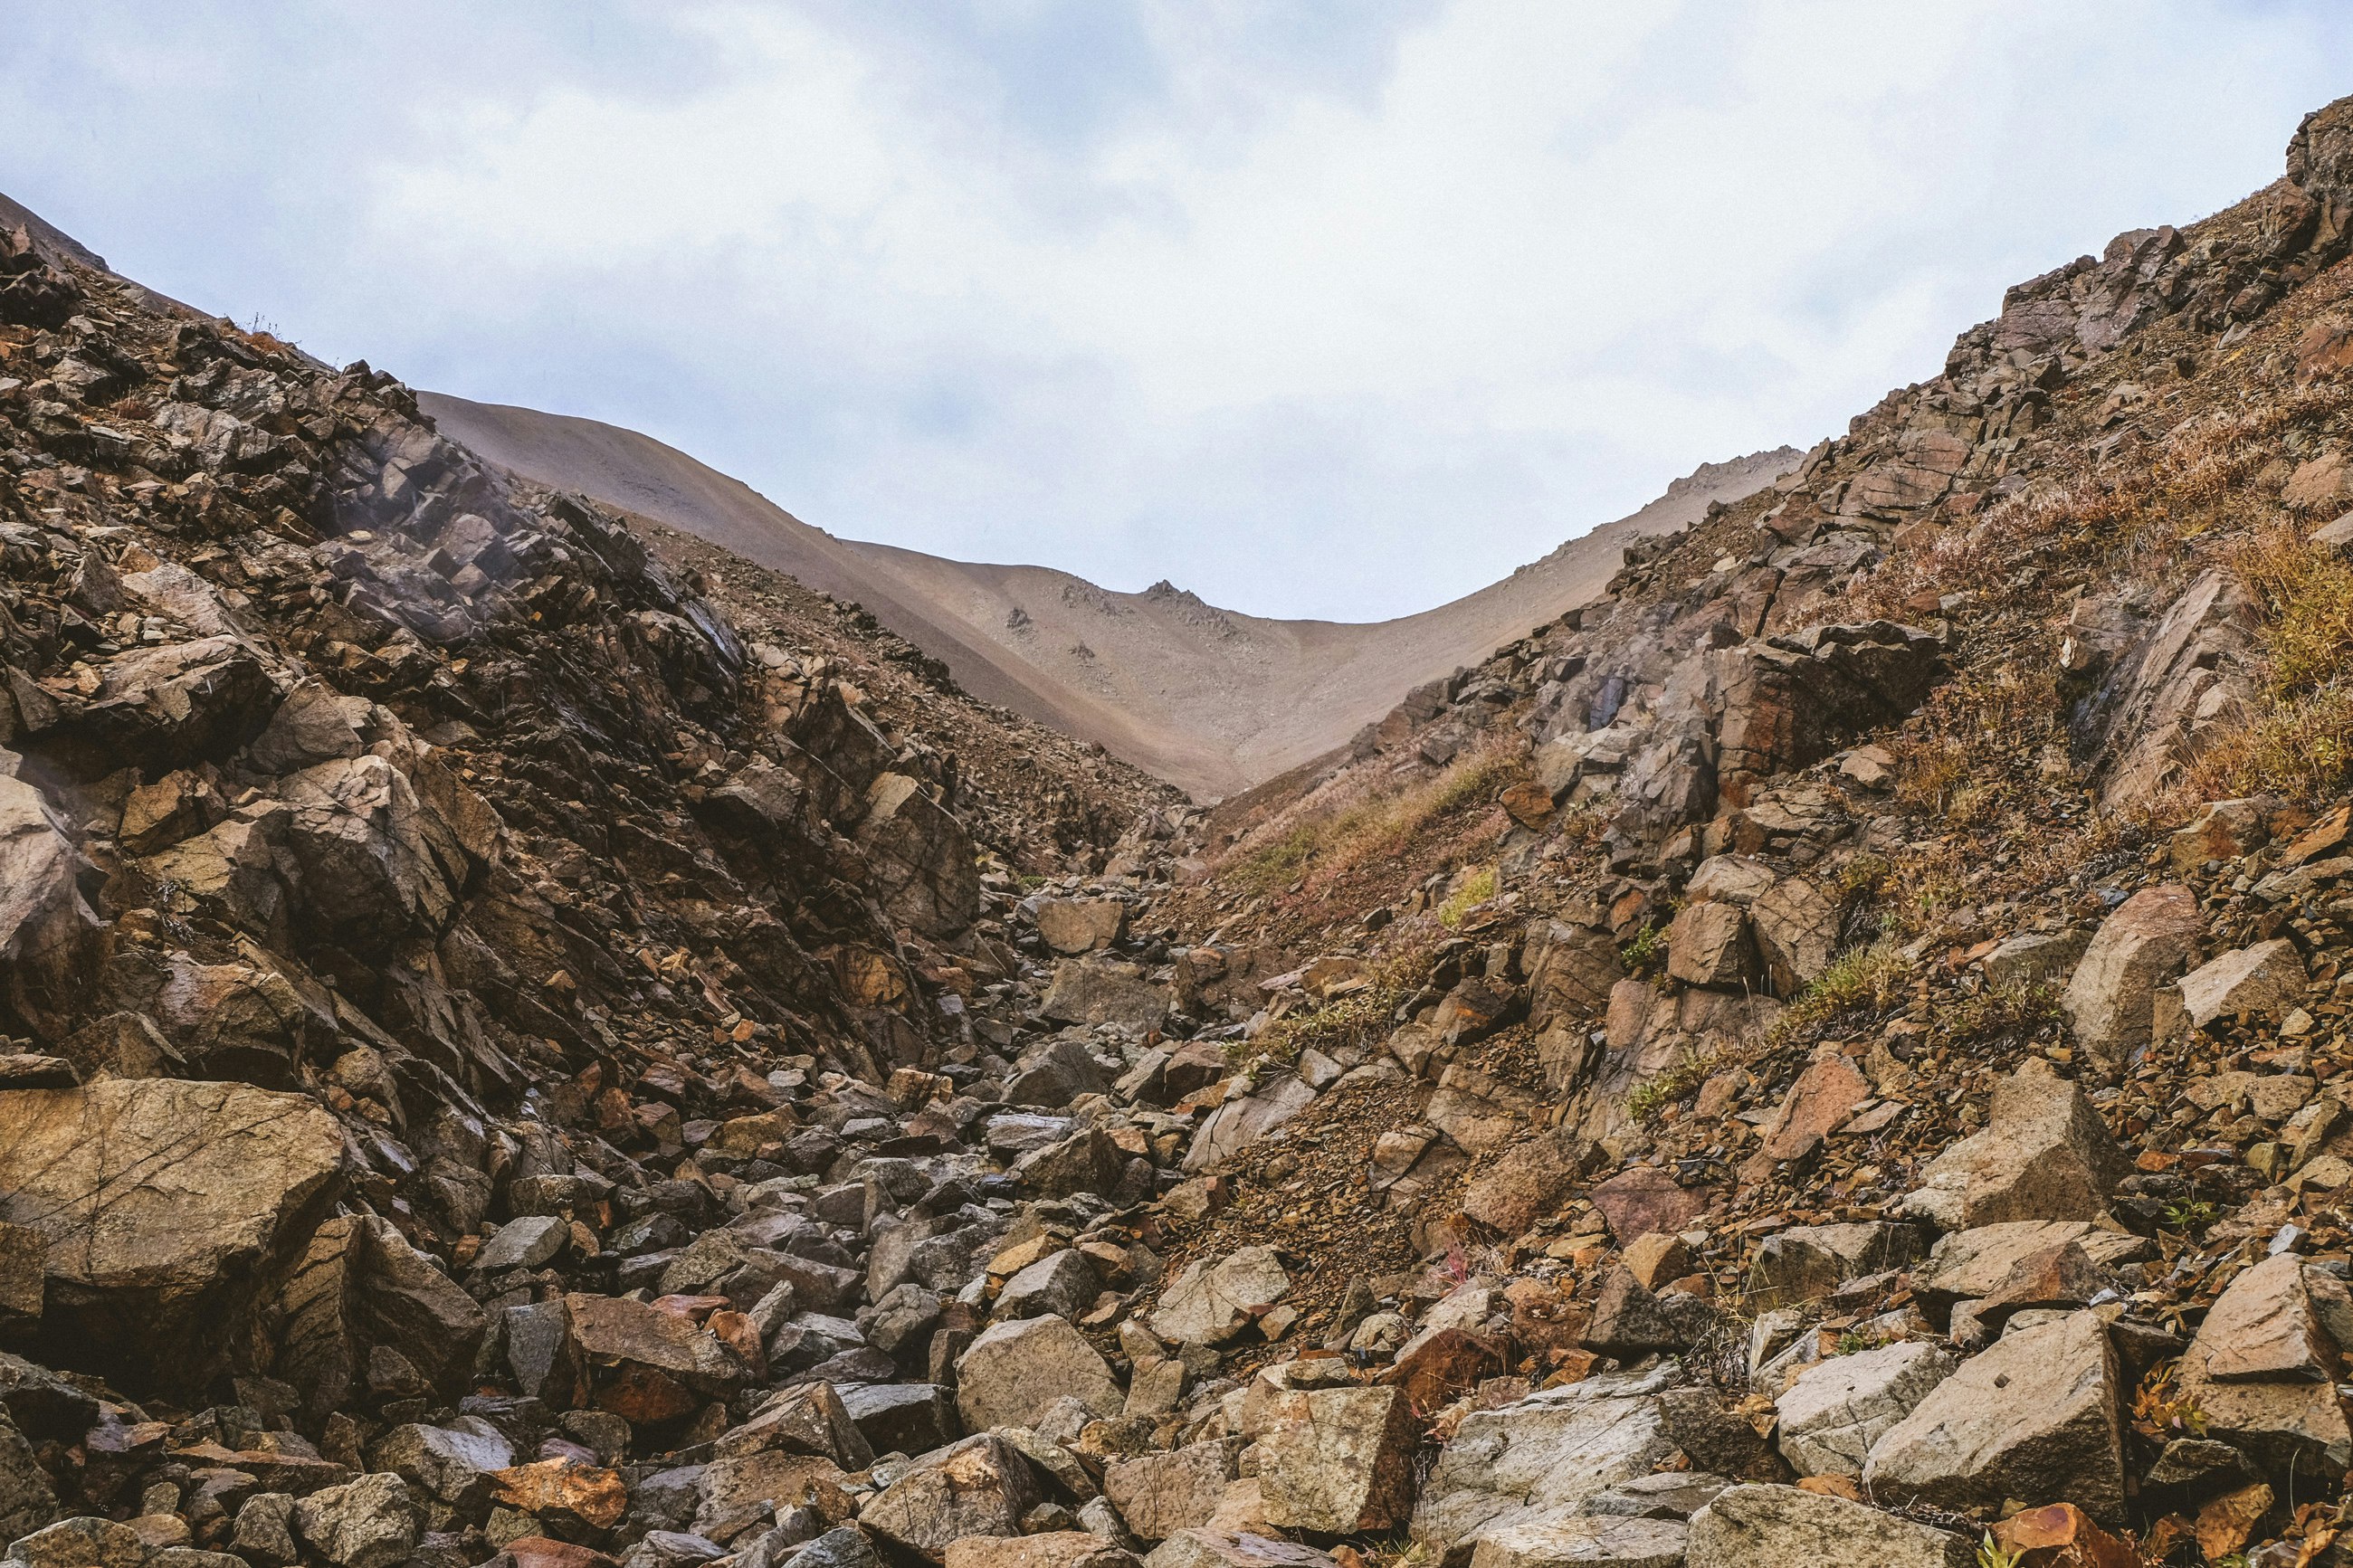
[1590,1166,1717,1245]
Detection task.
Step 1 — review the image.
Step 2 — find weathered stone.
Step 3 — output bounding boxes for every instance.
[1004,1038,1112,1110]
[944,1535,1137,1568]
[0,1408,56,1542]
[2060,885,2202,1075]
[1466,1516,1686,1568]
[3,1516,154,1568]
[1685,1484,1970,1568]
[2196,1254,2338,1383]
[370,1421,514,1511]
[1460,1133,1585,1237]
[1411,1367,1681,1551]
[0,776,99,1038]
[1183,1079,1317,1173]
[564,1294,745,1422]
[1101,1441,1242,1543]
[291,1474,420,1568]
[1141,1535,1335,1568]
[858,1435,1040,1563]
[2169,798,2272,875]
[956,1314,1123,1432]
[277,755,479,949]
[0,1225,42,1327]
[475,1216,567,1274]
[1746,1053,1870,1169]
[231,1494,298,1566]
[837,1383,952,1458]
[1013,1129,1129,1198]
[1900,1060,2126,1230]
[1524,923,1623,1029]
[1748,877,1839,995]
[1915,1221,2148,1312]
[1150,1249,1290,1347]
[1431,978,1524,1048]
[855,772,982,938]
[1774,1341,1954,1478]
[0,1079,341,1392]
[2177,940,2309,1031]
[1982,929,2091,992]
[246,680,367,774]
[493,1459,633,1534]
[996,1249,1100,1324]
[1580,1270,1683,1359]
[718,1382,874,1471]
[1587,1167,1716,1246]
[691,1450,848,1543]
[1036,900,1126,955]
[1041,961,1169,1031]
[1256,1386,1415,1535]
[1665,903,1750,989]
[1746,1222,1921,1308]
[1864,1311,2125,1524]
[1972,1240,2110,1328]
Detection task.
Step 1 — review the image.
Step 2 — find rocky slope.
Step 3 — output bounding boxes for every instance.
[6,88,2353,1568]
[422,392,1794,799]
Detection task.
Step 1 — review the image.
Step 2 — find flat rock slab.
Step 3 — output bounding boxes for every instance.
[0,1079,342,1390]
[956,1314,1123,1432]
[1411,1367,1681,1549]
[1775,1340,1955,1478]
[1687,1485,1971,1568]
[1863,1310,2126,1524]
[1467,1516,1687,1568]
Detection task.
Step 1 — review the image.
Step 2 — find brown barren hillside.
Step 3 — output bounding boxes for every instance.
[422,388,1793,797]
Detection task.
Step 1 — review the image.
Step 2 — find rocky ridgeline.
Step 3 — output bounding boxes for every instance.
[6,91,2353,1568]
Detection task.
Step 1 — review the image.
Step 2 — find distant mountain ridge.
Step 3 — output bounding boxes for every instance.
[420,390,1796,797]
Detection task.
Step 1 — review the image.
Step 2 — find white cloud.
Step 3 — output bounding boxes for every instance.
[1,2,2348,617]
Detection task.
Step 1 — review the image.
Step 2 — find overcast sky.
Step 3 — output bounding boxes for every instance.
[2,5,2347,621]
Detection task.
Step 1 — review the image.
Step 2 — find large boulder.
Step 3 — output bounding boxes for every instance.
[1257,1386,1416,1535]
[2177,939,2309,1031]
[1150,1249,1290,1347]
[256,1212,489,1425]
[1900,1060,2127,1230]
[1041,960,1170,1031]
[0,1079,342,1392]
[562,1293,747,1422]
[1774,1341,1953,1478]
[277,755,480,951]
[1183,1079,1316,1174]
[1410,1368,1681,1554]
[1664,903,1750,989]
[2171,1254,2353,1474]
[1035,899,1126,955]
[855,773,981,938]
[1747,1222,1922,1308]
[1748,876,1841,996]
[2060,885,2202,1075]
[2289,92,2353,204]
[955,1314,1123,1432]
[0,777,98,1037]
[1101,1442,1243,1543]
[54,636,275,771]
[1686,1484,1970,1568]
[859,1434,1039,1563]
[1467,1517,1686,1568]
[1864,1311,2126,1524]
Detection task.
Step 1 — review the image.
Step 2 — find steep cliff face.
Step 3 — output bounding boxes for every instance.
[5,90,2353,1568]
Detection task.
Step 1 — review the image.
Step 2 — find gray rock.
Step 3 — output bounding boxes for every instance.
[957,1315,1124,1432]
[1256,1387,1415,1535]
[1183,1080,1316,1174]
[229,1495,297,1566]
[1041,961,1170,1031]
[997,1250,1100,1324]
[1411,1367,1681,1553]
[1101,1441,1243,1544]
[2060,884,2202,1075]
[1900,1060,2127,1230]
[474,1216,568,1275]
[1863,1310,2125,1524]
[1686,1485,1970,1568]
[1036,900,1126,955]
[1467,1517,1687,1568]
[367,1421,513,1510]
[780,1527,885,1568]
[1142,1535,1336,1568]
[1774,1341,1954,1478]
[291,1473,420,1568]
[1149,1249,1290,1347]
[2177,939,2309,1031]
[860,1435,1040,1563]
[0,1410,56,1543]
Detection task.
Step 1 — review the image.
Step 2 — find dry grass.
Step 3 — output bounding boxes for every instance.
[1762,940,1907,1052]
[1435,865,1498,928]
[1220,736,1525,893]
[2189,518,2353,803]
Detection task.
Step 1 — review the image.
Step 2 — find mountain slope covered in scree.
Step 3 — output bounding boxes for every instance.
[3,88,2353,1568]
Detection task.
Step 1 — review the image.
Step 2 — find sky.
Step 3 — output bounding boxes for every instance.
[1,4,2348,622]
